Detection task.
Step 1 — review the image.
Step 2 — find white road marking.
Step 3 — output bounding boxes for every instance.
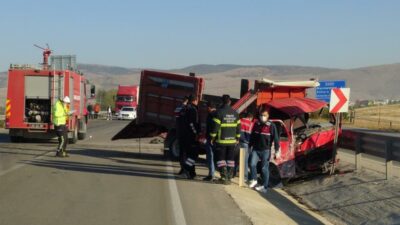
[165,161,187,225]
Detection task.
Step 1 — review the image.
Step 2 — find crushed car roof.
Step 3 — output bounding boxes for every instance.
[266,97,327,116]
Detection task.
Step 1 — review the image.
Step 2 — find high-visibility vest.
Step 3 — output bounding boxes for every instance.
[52,100,69,126]
[210,105,241,145]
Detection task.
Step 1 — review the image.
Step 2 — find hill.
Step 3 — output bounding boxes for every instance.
[194,63,400,100]
[0,63,399,106]
[175,64,340,76]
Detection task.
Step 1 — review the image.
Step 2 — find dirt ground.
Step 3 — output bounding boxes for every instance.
[284,161,400,225]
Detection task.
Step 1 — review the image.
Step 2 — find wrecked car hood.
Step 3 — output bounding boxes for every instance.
[266,97,327,117]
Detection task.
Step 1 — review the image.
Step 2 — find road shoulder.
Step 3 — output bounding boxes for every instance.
[225,183,332,225]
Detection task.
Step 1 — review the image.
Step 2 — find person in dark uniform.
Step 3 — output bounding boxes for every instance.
[210,95,241,184]
[174,96,189,175]
[203,101,217,181]
[181,95,200,179]
[248,110,280,193]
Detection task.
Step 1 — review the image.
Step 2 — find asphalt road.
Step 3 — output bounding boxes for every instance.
[0,120,251,225]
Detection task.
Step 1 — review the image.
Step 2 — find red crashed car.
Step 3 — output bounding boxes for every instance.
[260,97,337,183]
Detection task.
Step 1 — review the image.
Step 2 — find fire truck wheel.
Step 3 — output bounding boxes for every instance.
[78,132,86,140]
[69,121,78,144]
[78,120,87,140]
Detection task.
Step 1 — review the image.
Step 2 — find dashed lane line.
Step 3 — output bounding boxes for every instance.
[165,160,187,225]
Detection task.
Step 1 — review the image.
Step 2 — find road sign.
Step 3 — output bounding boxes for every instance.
[329,88,350,113]
[316,80,346,103]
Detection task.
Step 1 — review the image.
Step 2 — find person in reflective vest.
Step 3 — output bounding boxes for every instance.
[210,95,241,184]
[52,96,71,157]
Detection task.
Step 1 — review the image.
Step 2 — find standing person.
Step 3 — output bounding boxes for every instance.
[107,105,112,120]
[210,95,241,184]
[248,110,280,193]
[174,96,189,175]
[52,96,71,157]
[203,101,217,181]
[238,112,254,182]
[94,103,100,119]
[87,104,93,119]
[181,95,200,179]
[84,106,88,124]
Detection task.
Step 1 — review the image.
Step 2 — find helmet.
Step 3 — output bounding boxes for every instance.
[63,96,71,103]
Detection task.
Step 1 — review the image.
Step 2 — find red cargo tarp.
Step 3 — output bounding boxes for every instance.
[266,97,327,116]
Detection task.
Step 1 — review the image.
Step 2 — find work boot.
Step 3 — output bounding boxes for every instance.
[178,170,191,179]
[178,168,184,175]
[202,175,215,182]
[60,151,69,157]
[55,150,62,157]
[227,167,234,182]
[187,166,196,179]
[218,167,230,185]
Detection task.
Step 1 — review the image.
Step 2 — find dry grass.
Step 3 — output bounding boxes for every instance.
[344,104,400,131]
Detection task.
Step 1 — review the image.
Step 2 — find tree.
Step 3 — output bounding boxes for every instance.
[96,89,117,110]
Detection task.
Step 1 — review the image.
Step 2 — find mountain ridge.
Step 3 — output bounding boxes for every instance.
[0,63,399,105]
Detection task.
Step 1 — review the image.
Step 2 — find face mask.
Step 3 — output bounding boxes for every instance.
[260,115,268,122]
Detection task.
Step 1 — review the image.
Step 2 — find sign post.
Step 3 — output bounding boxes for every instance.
[238,147,245,187]
[329,88,350,174]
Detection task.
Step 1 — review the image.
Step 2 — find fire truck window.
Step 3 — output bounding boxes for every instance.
[90,85,96,98]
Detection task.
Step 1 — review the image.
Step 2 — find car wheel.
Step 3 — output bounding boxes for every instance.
[268,163,282,187]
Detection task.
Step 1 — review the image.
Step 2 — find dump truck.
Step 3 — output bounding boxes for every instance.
[5,47,95,143]
[114,85,139,115]
[131,70,337,183]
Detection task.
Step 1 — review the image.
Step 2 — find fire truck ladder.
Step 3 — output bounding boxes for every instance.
[50,70,63,105]
[232,90,258,114]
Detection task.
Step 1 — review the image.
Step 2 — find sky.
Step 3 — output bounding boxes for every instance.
[1,0,400,70]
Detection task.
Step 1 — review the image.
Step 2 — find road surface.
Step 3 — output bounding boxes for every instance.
[0,120,251,225]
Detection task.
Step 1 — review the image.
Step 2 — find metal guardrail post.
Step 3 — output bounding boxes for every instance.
[238,147,245,187]
[355,134,362,171]
[385,140,393,180]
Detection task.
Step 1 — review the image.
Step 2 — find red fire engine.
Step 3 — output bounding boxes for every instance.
[5,45,95,143]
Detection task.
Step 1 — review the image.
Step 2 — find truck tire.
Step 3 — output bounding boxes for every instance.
[78,119,87,140]
[170,138,180,159]
[78,132,86,140]
[10,135,21,143]
[164,129,179,160]
[69,121,78,144]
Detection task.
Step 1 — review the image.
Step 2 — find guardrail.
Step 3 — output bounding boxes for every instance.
[340,129,400,180]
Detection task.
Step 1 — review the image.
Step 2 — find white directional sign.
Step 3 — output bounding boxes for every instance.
[329,88,350,113]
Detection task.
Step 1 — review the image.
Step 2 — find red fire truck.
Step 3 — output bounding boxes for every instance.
[5,46,95,143]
